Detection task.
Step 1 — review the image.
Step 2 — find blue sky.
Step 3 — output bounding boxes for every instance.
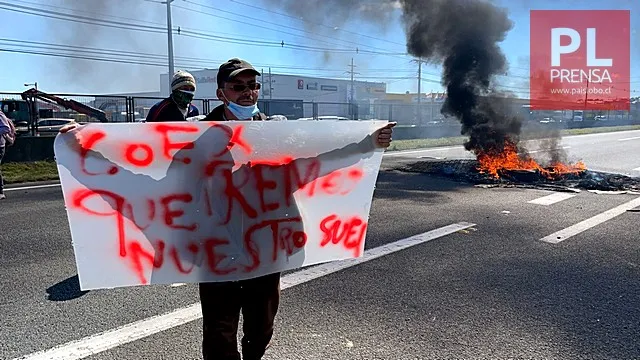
[0,0,638,98]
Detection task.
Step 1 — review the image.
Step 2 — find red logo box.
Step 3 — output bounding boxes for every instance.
[529,10,630,110]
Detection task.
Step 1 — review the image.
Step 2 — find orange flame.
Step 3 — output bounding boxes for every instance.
[476,140,586,179]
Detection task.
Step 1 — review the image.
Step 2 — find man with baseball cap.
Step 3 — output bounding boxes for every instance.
[200,58,273,360]
[198,58,395,360]
[146,70,200,122]
[203,58,267,121]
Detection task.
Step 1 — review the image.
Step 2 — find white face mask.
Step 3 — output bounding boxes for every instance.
[221,91,260,120]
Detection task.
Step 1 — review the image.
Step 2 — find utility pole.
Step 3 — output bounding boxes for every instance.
[268,67,273,101]
[349,58,356,104]
[346,58,360,119]
[261,68,265,100]
[417,58,422,124]
[410,58,424,124]
[164,0,175,89]
[584,78,589,110]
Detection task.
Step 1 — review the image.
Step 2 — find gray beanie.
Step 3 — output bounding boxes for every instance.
[171,70,196,92]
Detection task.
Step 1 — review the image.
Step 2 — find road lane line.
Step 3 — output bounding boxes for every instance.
[5,184,61,191]
[633,167,640,171]
[540,197,640,244]
[528,193,577,206]
[383,146,463,156]
[618,136,640,142]
[529,146,570,154]
[13,221,475,360]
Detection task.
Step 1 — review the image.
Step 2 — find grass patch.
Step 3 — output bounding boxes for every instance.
[2,160,59,184]
[386,136,467,151]
[3,124,640,184]
[561,125,640,136]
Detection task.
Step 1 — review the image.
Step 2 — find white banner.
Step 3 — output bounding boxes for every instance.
[54,120,388,290]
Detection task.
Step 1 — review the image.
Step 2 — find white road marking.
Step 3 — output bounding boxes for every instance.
[618,136,640,142]
[13,221,475,360]
[540,197,640,244]
[528,192,577,206]
[632,167,640,172]
[529,146,571,154]
[383,146,463,156]
[4,183,61,191]
[170,283,186,287]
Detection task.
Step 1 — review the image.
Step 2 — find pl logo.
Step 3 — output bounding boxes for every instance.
[529,10,630,111]
[550,27,612,84]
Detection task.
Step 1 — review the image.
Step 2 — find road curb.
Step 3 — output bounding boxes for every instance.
[4,180,61,189]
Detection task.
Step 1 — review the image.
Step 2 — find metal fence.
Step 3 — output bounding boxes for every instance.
[2,91,639,131]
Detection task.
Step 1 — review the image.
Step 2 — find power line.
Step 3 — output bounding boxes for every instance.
[9,0,637,84]
[228,0,406,47]
[1,2,407,56]
[5,39,637,88]
[0,43,422,81]
[0,47,174,68]
[12,0,362,54]
[15,0,169,27]
[0,2,165,33]
[0,38,419,74]
[3,2,638,89]
[3,38,636,88]
[174,0,409,57]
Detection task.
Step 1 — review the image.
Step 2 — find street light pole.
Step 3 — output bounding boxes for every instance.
[164,0,175,89]
[411,58,423,124]
[417,59,422,124]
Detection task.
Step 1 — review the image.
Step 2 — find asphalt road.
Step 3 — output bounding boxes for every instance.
[386,128,640,176]
[2,130,639,360]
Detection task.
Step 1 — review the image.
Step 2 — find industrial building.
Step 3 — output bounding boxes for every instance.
[99,69,638,124]
[158,69,388,119]
[102,69,388,120]
[161,69,385,101]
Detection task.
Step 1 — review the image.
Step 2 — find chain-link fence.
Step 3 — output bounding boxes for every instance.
[2,91,639,137]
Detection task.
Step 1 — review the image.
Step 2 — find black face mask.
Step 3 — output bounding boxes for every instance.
[171,90,194,108]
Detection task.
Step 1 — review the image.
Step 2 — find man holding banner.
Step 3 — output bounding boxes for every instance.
[57,58,395,360]
[199,58,393,360]
[200,59,279,360]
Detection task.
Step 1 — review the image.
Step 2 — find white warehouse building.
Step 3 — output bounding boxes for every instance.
[158,69,388,119]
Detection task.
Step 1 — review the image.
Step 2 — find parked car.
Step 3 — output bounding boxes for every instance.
[296,116,350,121]
[36,118,77,136]
[267,115,288,121]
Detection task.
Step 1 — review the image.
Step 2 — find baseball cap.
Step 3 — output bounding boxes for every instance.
[217,58,261,88]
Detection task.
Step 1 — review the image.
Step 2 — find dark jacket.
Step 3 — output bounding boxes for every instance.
[203,104,267,121]
[145,98,199,122]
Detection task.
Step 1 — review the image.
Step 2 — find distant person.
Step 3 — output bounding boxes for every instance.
[146,70,199,122]
[0,109,16,200]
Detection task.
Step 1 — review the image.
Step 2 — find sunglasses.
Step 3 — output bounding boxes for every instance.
[226,83,261,92]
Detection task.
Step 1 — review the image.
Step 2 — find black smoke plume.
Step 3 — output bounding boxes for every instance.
[266,0,552,158]
[33,0,163,92]
[399,0,518,155]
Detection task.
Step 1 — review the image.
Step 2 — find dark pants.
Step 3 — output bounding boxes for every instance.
[199,272,281,360]
[0,145,4,194]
